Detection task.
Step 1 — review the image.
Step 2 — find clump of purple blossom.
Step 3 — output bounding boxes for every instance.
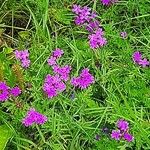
[10,86,21,97]
[120,31,127,39]
[53,65,72,82]
[43,74,66,98]
[14,50,30,68]
[72,4,107,49]
[0,82,10,102]
[44,49,71,99]
[101,0,118,5]
[22,108,47,127]
[111,119,134,142]
[132,51,149,68]
[47,48,64,66]
[88,28,107,49]
[71,68,94,89]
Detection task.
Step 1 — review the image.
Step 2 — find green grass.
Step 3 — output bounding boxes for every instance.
[0,0,150,149]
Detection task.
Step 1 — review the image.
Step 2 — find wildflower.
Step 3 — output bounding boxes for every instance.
[0,82,9,102]
[47,56,57,66]
[53,48,64,58]
[123,132,134,142]
[138,58,150,67]
[14,50,30,68]
[21,59,30,68]
[10,86,21,97]
[43,74,66,99]
[101,0,111,5]
[117,119,129,131]
[53,65,72,81]
[120,32,127,39]
[132,51,149,67]
[101,0,118,5]
[22,108,47,127]
[132,51,142,63]
[71,68,94,89]
[72,5,96,26]
[111,130,121,140]
[88,28,107,49]
[72,4,82,15]
[86,20,100,32]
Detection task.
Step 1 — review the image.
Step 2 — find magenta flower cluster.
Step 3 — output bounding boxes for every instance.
[14,50,30,68]
[101,0,118,5]
[0,82,21,102]
[22,108,47,127]
[72,4,107,49]
[43,49,71,99]
[132,51,149,67]
[71,68,95,89]
[120,31,127,39]
[111,119,134,142]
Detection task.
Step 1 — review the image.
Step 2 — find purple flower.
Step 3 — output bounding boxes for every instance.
[101,0,111,5]
[72,5,96,26]
[86,20,100,32]
[10,86,21,97]
[21,59,30,68]
[132,51,142,63]
[132,51,149,67]
[120,32,127,39]
[123,132,134,142]
[52,65,72,81]
[111,130,121,140]
[0,82,9,102]
[71,68,94,89]
[53,48,64,58]
[117,119,129,131]
[88,28,107,49]
[14,50,30,68]
[22,108,47,127]
[72,4,82,14]
[14,50,22,59]
[47,56,57,66]
[43,74,66,99]
[101,0,118,5]
[139,58,150,67]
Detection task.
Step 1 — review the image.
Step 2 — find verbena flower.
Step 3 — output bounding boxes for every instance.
[0,82,9,102]
[88,28,107,49]
[101,0,118,5]
[53,65,72,81]
[86,20,100,32]
[123,132,134,142]
[72,5,96,26]
[14,50,30,68]
[138,58,150,67]
[101,0,111,5]
[120,32,127,39]
[111,130,121,140]
[111,119,134,142]
[43,74,66,99]
[117,119,129,131]
[132,51,142,63]
[10,86,21,97]
[53,48,64,58]
[22,108,47,127]
[72,4,107,49]
[132,51,149,67]
[21,59,31,68]
[71,68,94,89]
[47,56,57,66]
